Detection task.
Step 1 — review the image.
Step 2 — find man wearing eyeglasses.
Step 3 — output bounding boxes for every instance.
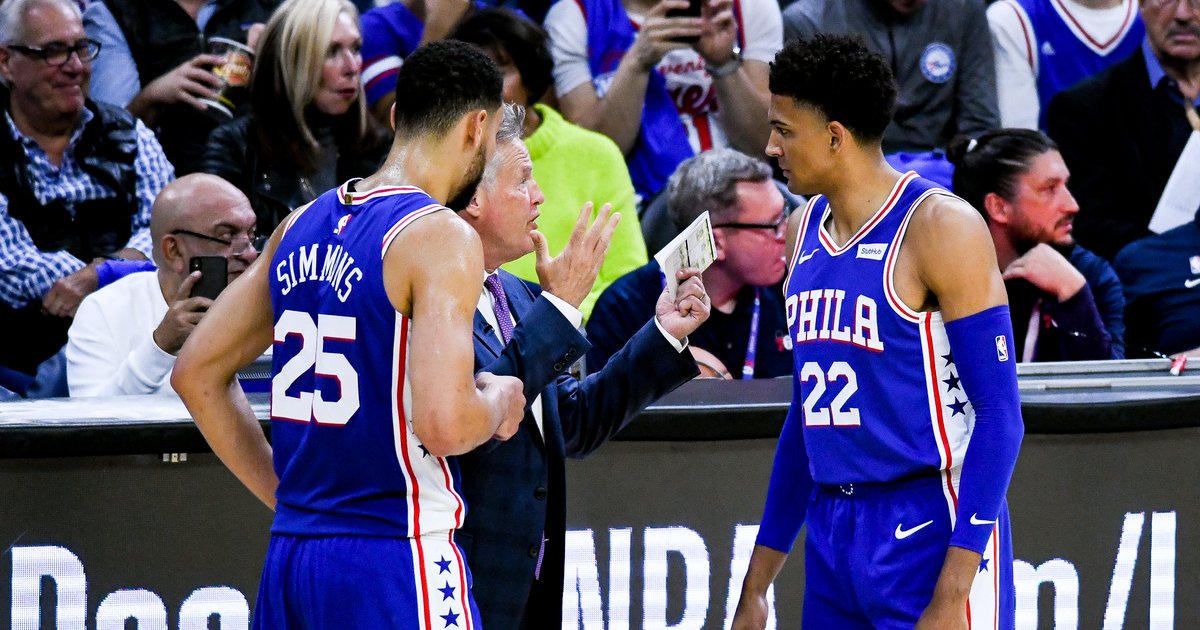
[587,148,793,379]
[67,173,256,397]
[0,0,174,380]
[1047,0,1200,261]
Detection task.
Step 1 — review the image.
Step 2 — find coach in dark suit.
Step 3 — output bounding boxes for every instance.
[454,105,709,630]
[1045,0,1200,261]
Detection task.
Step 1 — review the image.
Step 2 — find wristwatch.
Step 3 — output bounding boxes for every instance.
[707,46,742,78]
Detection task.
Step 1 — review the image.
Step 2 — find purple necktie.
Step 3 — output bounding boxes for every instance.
[483,274,514,344]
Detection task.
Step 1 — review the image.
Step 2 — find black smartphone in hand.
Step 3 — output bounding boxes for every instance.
[667,0,703,43]
[190,256,228,300]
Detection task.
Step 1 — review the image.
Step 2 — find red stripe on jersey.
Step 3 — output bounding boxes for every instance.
[694,113,715,152]
[365,67,399,92]
[415,539,433,630]
[923,316,957,493]
[449,531,474,630]
[394,317,423,536]
[819,172,917,255]
[1053,0,1135,51]
[437,457,465,529]
[382,204,444,257]
[1003,1,1036,69]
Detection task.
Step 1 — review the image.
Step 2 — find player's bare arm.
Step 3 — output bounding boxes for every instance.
[902,195,1017,627]
[731,545,787,630]
[383,211,525,456]
[896,194,1008,320]
[172,218,290,510]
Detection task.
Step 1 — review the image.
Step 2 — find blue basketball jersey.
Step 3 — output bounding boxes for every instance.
[784,173,976,495]
[1005,0,1142,127]
[268,180,466,539]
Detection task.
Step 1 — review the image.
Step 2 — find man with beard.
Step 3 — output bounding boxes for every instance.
[950,128,1126,361]
[170,41,526,628]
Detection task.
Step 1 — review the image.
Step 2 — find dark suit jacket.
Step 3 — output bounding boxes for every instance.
[456,271,698,630]
[1045,49,1195,261]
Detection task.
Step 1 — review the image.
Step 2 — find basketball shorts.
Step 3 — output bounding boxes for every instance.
[802,473,1014,630]
[253,533,481,629]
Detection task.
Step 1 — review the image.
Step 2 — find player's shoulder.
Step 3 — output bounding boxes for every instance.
[904,192,993,260]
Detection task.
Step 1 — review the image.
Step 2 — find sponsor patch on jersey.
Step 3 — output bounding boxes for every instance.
[920,43,956,84]
[996,335,1010,362]
[1190,255,1200,275]
[857,243,887,260]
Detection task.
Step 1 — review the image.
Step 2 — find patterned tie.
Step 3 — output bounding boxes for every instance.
[483,274,514,344]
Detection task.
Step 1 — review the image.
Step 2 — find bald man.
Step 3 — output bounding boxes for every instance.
[66,174,258,396]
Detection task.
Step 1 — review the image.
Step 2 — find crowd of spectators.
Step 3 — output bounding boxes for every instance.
[0,0,1197,399]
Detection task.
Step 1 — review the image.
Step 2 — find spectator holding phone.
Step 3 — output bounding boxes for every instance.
[545,0,782,200]
[66,174,258,396]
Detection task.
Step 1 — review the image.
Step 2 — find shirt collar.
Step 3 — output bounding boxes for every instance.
[1142,36,1200,107]
[3,106,93,153]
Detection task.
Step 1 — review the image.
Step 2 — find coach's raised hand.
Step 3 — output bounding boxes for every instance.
[533,201,620,308]
[656,268,711,340]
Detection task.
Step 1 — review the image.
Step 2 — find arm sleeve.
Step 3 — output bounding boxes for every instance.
[944,305,1024,554]
[953,2,1002,138]
[988,0,1040,129]
[583,270,656,373]
[66,292,176,396]
[84,1,141,107]
[0,194,85,308]
[127,120,175,257]
[754,372,813,553]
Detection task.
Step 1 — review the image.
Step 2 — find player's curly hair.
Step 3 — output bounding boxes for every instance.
[392,40,503,138]
[769,34,897,142]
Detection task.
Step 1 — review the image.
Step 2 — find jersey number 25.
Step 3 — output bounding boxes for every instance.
[272,310,361,425]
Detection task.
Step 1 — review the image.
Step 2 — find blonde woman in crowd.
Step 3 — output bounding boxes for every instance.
[202,0,389,236]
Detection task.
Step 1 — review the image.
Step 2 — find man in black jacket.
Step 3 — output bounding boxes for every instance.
[1046,0,1200,261]
[455,105,707,630]
[0,0,173,377]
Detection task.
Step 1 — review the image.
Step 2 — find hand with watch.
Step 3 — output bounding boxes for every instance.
[694,0,741,77]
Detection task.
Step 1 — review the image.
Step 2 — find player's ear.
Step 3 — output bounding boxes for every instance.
[827,121,846,153]
[465,109,488,151]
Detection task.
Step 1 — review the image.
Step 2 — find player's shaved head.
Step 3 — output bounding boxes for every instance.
[150,174,251,266]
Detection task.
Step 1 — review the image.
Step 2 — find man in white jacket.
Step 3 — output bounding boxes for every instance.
[67,174,258,396]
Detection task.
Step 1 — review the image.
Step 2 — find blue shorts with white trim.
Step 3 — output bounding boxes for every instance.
[253,534,480,629]
[802,473,1014,630]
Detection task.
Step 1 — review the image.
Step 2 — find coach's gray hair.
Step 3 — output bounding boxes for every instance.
[0,0,80,45]
[667,148,772,230]
[480,103,526,187]
[495,102,526,144]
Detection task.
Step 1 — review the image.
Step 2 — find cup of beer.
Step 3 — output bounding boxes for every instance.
[202,37,254,118]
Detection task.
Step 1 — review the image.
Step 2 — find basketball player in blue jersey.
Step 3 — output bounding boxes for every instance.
[171,41,527,628]
[732,35,1025,630]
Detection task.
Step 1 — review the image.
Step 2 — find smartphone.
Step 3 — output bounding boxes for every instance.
[190,256,228,300]
[666,0,703,43]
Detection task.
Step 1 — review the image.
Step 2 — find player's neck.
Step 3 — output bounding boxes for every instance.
[820,158,904,246]
[356,136,462,204]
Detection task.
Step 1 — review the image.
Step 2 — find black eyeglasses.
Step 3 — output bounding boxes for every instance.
[171,229,263,254]
[6,38,101,67]
[713,215,787,239]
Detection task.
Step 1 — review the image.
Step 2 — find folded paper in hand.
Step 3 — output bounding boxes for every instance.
[654,211,717,300]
